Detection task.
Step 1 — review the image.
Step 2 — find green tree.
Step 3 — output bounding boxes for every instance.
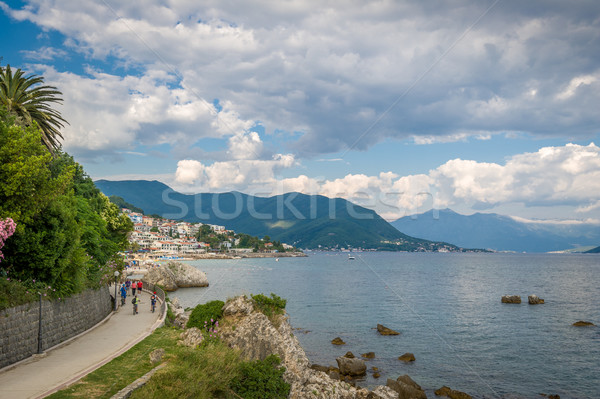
[0,64,68,152]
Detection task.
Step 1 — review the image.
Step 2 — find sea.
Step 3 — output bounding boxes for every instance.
[173,252,600,399]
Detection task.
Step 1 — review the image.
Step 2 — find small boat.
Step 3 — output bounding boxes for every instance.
[275,258,279,262]
[348,255,355,260]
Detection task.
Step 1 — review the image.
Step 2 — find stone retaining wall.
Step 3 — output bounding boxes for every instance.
[0,286,112,369]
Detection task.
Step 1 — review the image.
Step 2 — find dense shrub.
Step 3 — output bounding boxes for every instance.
[186,300,225,329]
[230,354,290,399]
[251,293,286,318]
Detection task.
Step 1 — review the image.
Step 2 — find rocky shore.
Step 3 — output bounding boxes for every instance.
[212,295,471,399]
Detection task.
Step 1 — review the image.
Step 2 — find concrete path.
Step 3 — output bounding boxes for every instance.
[0,287,162,399]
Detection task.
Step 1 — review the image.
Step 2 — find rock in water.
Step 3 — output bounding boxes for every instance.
[501,295,521,304]
[344,351,355,358]
[387,375,426,399]
[336,356,367,376]
[398,353,416,362]
[331,337,346,345]
[528,295,545,304]
[572,320,595,327]
[361,352,376,359]
[435,385,472,399]
[377,324,400,335]
[145,261,208,291]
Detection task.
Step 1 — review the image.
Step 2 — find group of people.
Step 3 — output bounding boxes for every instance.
[118,280,159,315]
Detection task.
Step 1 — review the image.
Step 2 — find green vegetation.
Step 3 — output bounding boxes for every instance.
[230,354,290,399]
[186,300,225,329]
[251,293,287,319]
[108,195,144,214]
[48,323,290,399]
[0,64,67,152]
[0,74,132,309]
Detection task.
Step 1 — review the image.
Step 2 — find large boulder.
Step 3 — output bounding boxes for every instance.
[336,356,367,376]
[387,375,427,399]
[501,295,521,304]
[528,295,545,304]
[377,324,400,335]
[145,261,208,291]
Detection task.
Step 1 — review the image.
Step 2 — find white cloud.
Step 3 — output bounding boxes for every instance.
[171,143,600,220]
[174,154,295,191]
[5,0,600,156]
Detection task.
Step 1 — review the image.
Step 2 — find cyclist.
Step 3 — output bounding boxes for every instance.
[120,283,127,306]
[132,295,140,315]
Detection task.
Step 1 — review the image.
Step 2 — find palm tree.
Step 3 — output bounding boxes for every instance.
[0,64,68,152]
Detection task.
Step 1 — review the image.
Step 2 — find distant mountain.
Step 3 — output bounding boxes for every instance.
[95,180,463,251]
[391,209,600,253]
[585,245,600,253]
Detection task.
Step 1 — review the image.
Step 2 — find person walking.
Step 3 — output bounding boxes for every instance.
[137,280,143,294]
[150,292,157,313]
[125,279,131,295]
[131,281,136,296]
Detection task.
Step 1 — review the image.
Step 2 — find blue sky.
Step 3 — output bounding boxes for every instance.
[2,0,600,221]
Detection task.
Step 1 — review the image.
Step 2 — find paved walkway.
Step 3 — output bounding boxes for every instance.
[0,287,163,399]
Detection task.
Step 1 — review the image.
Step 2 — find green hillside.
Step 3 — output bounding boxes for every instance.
[585,245,600,253]
[95,179,463,251]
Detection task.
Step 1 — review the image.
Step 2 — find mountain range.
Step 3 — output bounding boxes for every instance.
[391,209,600,253]
[95,180,463,251]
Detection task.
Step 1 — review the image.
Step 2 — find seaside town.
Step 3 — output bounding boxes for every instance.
[122,209,300,261]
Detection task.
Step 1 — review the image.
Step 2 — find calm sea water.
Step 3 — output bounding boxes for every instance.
[174,252,600,399]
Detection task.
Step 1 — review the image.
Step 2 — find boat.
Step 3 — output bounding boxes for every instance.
[348,255,355,260]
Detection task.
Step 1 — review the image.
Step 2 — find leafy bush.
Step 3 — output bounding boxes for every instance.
[186,300,224,329]
[251,293,286,318]
[230,354,290,399]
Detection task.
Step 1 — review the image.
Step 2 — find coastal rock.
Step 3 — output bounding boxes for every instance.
[377,324,400,335]
[387,375,427,399]
[434,385,472,399]
[361,352,376,359]
[223,295,254,316]
[178,327,204,348]
[370,386,400,399]
[220,295,383,398]
[145,261,208,291]
[501,295,521,304]
[398,353,416,362]
[336,356,367,376]
[168,297,189,328]
[344,351,355,358]
[149,348,165,364]
[528,295,545,304]
[572,321,595,327]
[332,337,346,345]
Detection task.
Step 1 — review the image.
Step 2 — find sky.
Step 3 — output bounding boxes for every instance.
[1,0,600,222]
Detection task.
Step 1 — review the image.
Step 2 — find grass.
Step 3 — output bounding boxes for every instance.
[47,306,290,399]
[46,327,182,399]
